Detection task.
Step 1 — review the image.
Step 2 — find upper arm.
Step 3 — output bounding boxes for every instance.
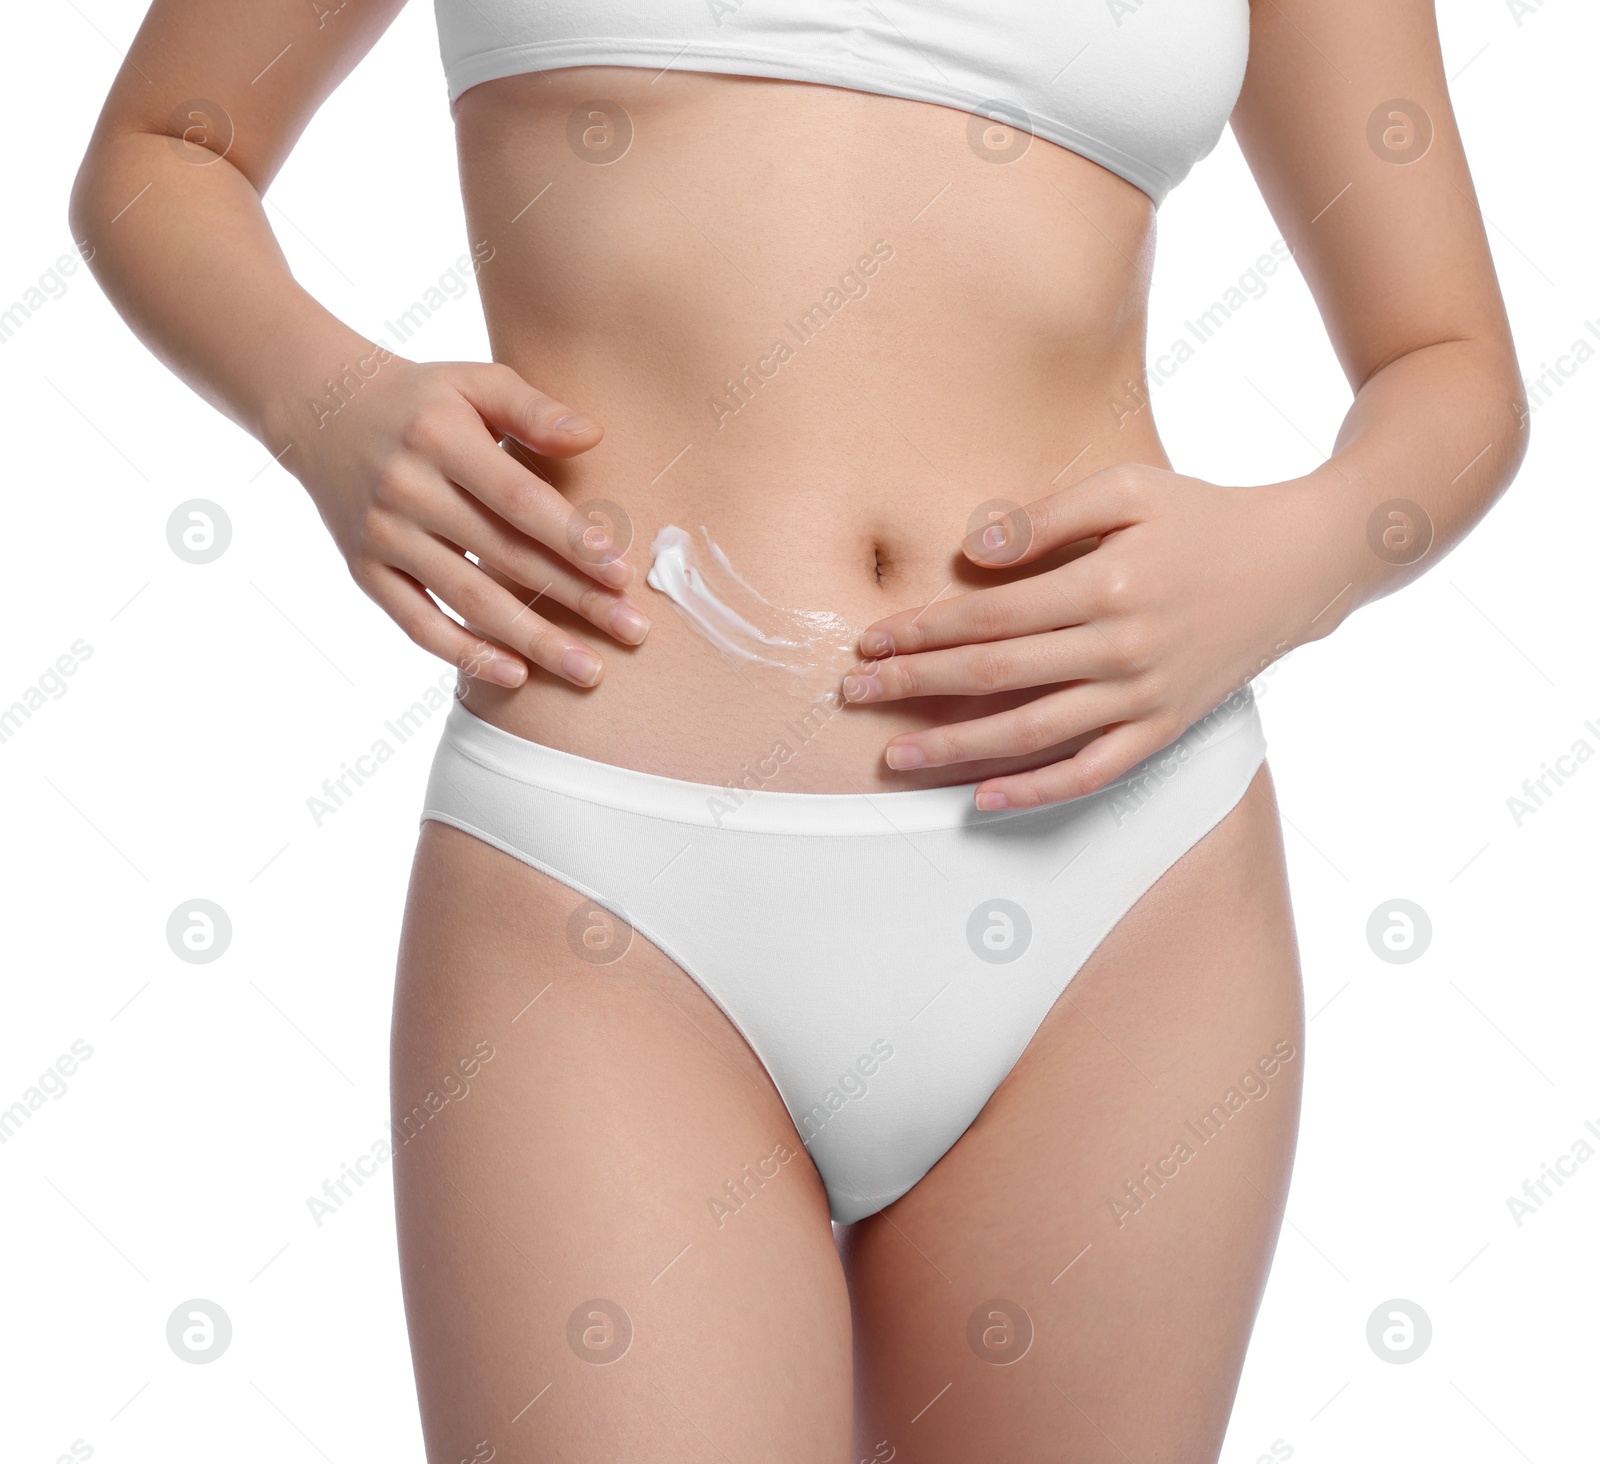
[1229,0,1518,392]
[79,0,411,193]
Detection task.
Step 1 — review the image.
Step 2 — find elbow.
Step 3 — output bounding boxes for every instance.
[66,124,145,271]
[66,146,104,269]
[1493,342,1533,487]
[1437,335,1533,497]
[1506,393,1533,492]
[1459,336,1533,514]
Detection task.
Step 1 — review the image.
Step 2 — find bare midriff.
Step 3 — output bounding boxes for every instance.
[450,66,1172,795]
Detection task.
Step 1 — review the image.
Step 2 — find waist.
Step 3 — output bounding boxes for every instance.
[463,388,1165,791]
[461,455,1139,794]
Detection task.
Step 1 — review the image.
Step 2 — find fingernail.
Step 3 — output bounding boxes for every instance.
[885,743,926,770]
[841,674,879,703]
[976,790,1010,811]
[861,630,893,657]
[552,413,599,435]
[487,656,527,688]
[609,603,650,643]
[599,557,633,587]
[561,647,603,686]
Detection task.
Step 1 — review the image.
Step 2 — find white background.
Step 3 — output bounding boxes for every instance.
[2,0,1595,1460]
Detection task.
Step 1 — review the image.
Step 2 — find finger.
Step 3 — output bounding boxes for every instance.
[417,484,651,646]
[841,628,1117,704]
[362,565,529,688]
[435,430,636,590]
[972,721,1171,811]
[961,464,1144,568]
[858,575,1096,658]
[881,684,1135,771]
[452,360,605,457]
[405,537,611,687]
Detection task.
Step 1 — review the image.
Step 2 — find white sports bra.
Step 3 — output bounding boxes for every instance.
[434,0,1251,206]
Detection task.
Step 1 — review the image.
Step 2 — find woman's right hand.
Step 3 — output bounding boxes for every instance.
[280,352,650,689]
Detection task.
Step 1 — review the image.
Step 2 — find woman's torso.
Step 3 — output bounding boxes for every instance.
[451,66,1172,793]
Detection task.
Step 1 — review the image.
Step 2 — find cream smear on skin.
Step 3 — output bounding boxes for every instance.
[645,525,862,699]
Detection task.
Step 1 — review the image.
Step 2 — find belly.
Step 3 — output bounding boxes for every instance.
[449,66,1169,793]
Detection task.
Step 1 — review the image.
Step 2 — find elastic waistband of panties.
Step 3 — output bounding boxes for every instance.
[433,687,1265,838]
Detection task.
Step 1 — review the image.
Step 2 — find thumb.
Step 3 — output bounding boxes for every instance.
[453,361,605,458]
[961,466,1137,568]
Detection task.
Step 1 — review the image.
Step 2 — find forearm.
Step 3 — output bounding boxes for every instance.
[1278,337,1531,647]
[68,129,380,450]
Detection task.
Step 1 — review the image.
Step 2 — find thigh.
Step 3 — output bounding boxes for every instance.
[392,821,853,1464]
[842,764,1304,1464]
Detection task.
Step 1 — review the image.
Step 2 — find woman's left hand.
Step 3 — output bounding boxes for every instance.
[841,463,1336,810]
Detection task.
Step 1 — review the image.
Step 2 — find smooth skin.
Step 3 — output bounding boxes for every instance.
[72,0,1526,1458]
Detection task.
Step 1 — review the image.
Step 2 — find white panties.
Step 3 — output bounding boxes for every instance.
[420,688,1267,1223]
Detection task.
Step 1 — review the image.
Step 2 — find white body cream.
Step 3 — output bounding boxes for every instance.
[645,525,860,696]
